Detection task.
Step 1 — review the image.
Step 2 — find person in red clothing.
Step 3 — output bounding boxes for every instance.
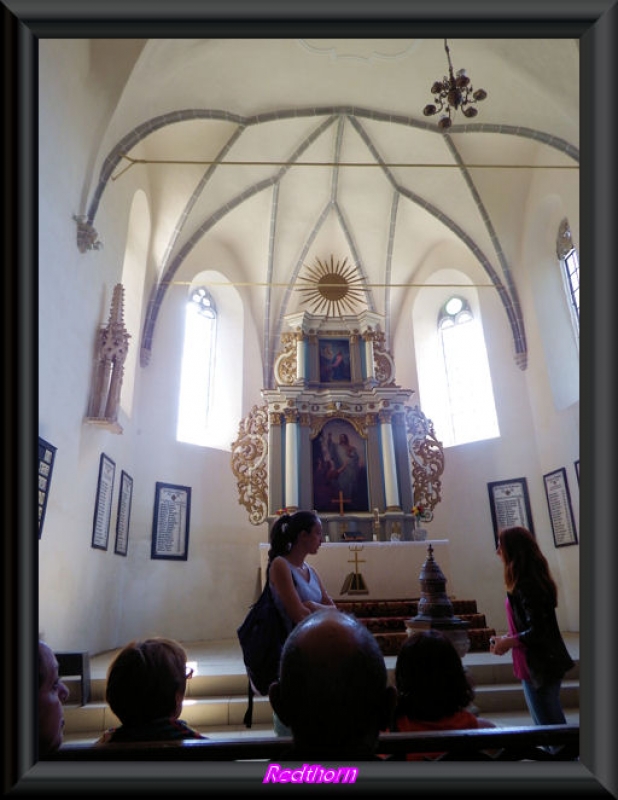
[392,629,494,760]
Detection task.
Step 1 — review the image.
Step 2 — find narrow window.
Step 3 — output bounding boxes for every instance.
[438,296,499,447]
[177,287,217,444]
[557,218,580,334]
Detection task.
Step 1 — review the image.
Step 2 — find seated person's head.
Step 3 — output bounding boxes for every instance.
[105,637,191,726]
[38,640,70,757]
[395,629,475,721]
[269,609,395,755]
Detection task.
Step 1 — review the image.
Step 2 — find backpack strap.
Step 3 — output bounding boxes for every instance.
[244,560,272,729]
[243,679,255,728]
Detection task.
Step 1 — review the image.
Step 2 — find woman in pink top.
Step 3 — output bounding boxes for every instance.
[490,526,574,727]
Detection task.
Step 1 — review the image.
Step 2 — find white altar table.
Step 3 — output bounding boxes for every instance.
[259,540,452,601]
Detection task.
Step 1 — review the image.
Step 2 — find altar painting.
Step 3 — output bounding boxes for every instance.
[312,419,369,513]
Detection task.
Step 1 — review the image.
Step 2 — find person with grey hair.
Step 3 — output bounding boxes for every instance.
[268,609,396,760]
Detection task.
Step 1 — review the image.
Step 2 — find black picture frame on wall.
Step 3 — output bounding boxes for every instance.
[38,437,57,538]
[543,466,579,548]
[91,453,116,551]
[114,470,133,556]
[151,481,191,561]
[487,477,535,546]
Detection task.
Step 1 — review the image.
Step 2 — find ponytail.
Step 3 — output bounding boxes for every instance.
[268,510,318,561]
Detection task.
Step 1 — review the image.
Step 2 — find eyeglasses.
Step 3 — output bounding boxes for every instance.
[185,667,194,680]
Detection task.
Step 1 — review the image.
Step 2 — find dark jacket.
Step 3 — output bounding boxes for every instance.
[508,582,574,689]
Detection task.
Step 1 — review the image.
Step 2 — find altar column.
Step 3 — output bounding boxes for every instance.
[268,412,284,515]
[379,409,401,511]
[393,411,413,513]
[363,331,375,382]
[349,333,362,382]
[295,332,306,382]
[284,408,300,511]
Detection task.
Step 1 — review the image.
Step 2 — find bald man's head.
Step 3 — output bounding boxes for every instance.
[269,610,394,755]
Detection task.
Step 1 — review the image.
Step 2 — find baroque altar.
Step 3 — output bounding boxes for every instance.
[232,310,445,541]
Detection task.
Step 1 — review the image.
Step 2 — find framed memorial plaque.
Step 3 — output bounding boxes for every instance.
[91,453,116,551]
[543,467,578,548]
[38,437,57,538]
[487,477,534,545]
[151,482,191,561]
[114,470,133,556]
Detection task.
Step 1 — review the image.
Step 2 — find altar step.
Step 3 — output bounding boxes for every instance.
[60,634,579,745]
[335,598,496,656]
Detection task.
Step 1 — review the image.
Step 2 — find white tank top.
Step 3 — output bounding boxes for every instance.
[270,557,323,632]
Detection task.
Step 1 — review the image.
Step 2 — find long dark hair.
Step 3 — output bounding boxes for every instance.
[395,629,475,722]
[498,526,557,606]
[268,510,319,561]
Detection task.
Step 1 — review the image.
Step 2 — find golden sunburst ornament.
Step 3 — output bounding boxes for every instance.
[296,256,367,317]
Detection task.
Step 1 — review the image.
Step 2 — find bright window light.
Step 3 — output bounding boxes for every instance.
[177,289,216,444]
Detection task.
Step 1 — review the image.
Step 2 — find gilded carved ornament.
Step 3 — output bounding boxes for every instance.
[273,333,297,385]
[405,404,445,515]
[230,404,269,525]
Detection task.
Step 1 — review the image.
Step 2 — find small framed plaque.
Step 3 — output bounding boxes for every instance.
[114,470,133,556]
[38,437,57,538]
[487,477,535,545]
[91,453,116,551]
[543,467,578,548]
[151,482,191,561]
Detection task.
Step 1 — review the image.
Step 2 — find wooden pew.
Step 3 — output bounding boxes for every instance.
[50,724,579,762]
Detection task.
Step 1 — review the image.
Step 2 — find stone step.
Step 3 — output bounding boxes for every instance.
[473,679,580,715]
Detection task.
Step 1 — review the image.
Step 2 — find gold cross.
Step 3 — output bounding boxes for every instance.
[348,545,365,573]
[331,490,351,515]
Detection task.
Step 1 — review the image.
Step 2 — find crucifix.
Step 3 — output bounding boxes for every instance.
[340,545,369,595]
[331,490,351,516]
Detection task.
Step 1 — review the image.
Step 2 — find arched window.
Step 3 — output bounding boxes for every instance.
[556,218,580,335]
[177,286,217,443]
[436,295,500,447]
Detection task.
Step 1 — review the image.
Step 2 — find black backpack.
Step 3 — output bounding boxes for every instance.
[237,568,288,727]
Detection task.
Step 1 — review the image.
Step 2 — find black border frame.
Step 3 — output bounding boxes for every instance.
[487,477,535,545]
[150,481,191,562]
[114,469,133,557]
[543,466,579,548]
[91,452,116,552]
[4,0,615,797]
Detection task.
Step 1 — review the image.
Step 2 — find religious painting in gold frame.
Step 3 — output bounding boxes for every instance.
[312,419,369,513]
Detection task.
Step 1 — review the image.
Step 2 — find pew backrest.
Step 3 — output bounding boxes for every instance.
[50,724,579,762]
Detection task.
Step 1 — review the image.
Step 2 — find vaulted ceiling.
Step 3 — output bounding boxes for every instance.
[85,38,579,384]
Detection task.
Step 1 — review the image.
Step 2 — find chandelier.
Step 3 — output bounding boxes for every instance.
[423,39,487,130]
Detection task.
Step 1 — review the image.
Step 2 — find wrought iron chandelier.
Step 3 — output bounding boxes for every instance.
[423,39,487,130]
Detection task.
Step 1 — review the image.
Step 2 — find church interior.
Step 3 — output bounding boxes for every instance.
[35,34,581,739]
